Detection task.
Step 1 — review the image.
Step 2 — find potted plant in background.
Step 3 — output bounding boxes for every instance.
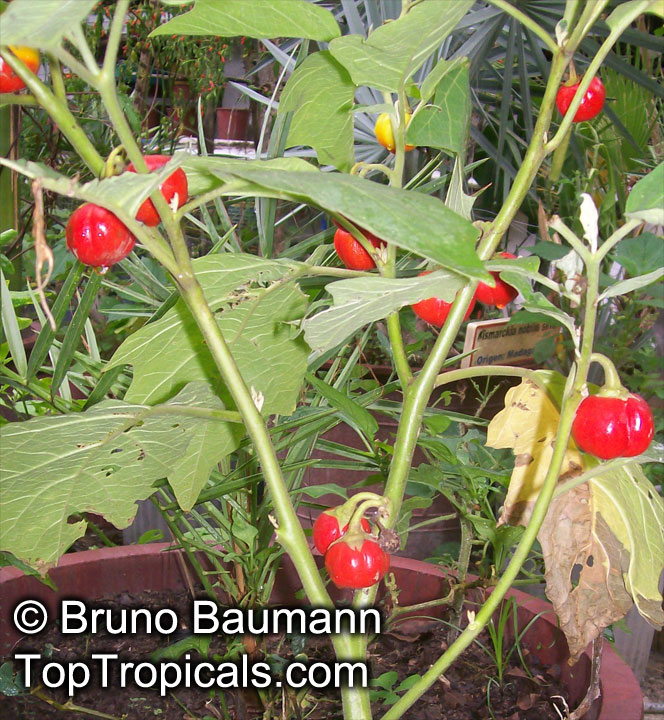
[0,1,662,719]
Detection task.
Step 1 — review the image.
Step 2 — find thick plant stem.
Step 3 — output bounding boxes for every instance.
[381,381,580,719]
[175,275,331,607]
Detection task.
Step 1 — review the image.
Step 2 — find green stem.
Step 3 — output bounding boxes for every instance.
[387,312,413,388]
[0,48,104,176]
[588,352,622,391]
[549,123,572,183]
[102,0,129,76]
[595,217,642,262]
[447,515,473,643]
[547,1,652,154]
[486,0,558,54]
[381,374,580,719]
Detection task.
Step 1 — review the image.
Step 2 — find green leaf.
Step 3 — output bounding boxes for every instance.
[625,162,664,225]
[161,384,243,511]
[279,51,355,172]
[614,232,663,276]
[598,267,664,301]
[51,272,102,398]
[328,0,473,92]
[499,271,576,341]
[151,634,211,662]
[420,56,466,104]
[151,0,340,41]
[307,372,379,441]
[303,271,464,355]
[106,254,309,416]
[0,383,241,570]
[529,241,571,262]
[1,270,27,378]
[231,513,259,546]
[183,157,484,280]
[0,0,97,49]
[445,155,475,220]
[25,262,84,381]
[407,58,470,155]
[294,483,350,500]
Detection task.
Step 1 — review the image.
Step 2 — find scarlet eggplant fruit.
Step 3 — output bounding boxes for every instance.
[66,204,135,268]
[572,392,654,459]
[127,155,188,227]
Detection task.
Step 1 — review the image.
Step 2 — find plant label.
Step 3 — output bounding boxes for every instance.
[461,318,558,368]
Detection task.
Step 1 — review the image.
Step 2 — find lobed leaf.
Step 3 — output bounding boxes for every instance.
[0,383,241,570]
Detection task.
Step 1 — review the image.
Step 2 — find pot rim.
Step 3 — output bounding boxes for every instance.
[0,544,643,719]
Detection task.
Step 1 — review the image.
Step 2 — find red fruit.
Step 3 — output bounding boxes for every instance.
[475,252,519,309]
[127,155,188,227]
[66,203,135,267]
[0,47,40,93]
[556,76,606,122]
[333,227,384,271]
[412,271,476,326]
[325,538,390,589]
[572,393,654,459]
[312,509,371,555]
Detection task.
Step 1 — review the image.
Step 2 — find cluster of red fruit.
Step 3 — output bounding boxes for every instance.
[313,508,389,590]
[334,220,519,324]
[66,156,188,268]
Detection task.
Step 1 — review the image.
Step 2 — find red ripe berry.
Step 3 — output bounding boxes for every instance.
[333,226,384,271]
[412,271,476,326]
[66,204,135,268]
[312,509,371,555]
[555,76,606,122]
[475,252,519,309]
[126,155,188,227]
[571,393,654,460]
[325,538,390,589]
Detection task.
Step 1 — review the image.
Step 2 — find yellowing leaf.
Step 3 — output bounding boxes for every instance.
[486,379,584,525]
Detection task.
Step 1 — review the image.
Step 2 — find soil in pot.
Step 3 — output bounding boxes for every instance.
[3,586,570,720]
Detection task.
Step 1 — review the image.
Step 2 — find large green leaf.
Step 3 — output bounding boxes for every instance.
[279,51,355,172]
[328,0,473,92]
[0,383,240,570]
[625,162,664,225]
[406,58,470,155]
[151,0,340,42]
[181,157,486,280]
[106,254,309,415]
[0,0,97,49]
[303,271,464,355]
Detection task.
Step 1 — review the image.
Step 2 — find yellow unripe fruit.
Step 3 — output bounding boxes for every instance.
[374,112,415,153]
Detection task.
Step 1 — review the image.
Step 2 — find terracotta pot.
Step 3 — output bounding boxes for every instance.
[216,107,251,141]
[0,545,643,718]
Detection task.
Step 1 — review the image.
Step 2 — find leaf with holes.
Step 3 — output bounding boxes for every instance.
[0,383,241,571]
[539,462,664,662]
[106,254,309,415]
